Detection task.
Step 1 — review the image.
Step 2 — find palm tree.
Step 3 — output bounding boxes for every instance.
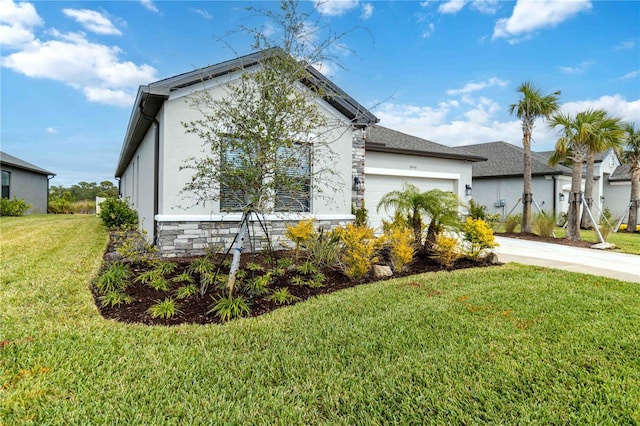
[421,189,461,250]
[621,123,640,232]
[548,109,625,240]
[509,82,561,233]
[376,182,425,244]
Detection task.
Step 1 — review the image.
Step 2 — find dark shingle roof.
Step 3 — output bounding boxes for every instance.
[365,125,486,162]
[609,163,631,181]
[0,151,55,176]
[458,141,572,178]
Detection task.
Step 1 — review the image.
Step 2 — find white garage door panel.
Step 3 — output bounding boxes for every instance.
[366,174,455,232]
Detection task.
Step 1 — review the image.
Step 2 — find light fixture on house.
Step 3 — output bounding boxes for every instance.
[353,176,362,193]
[559,192,565,201]
[465,184,472,196]
[600,195,605,203]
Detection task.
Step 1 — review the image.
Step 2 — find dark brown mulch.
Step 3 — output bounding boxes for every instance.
[497,232,595,249]
[92,247,499,327]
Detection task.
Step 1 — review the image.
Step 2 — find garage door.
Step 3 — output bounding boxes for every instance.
[365,172,456,232]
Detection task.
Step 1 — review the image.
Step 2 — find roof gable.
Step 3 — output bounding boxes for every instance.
[610,163,631,181]
[459,141,572,178]
[116,48,378,177]
[0,151,55,176]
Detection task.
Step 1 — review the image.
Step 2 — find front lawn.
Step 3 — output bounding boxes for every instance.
[1,215,638,424]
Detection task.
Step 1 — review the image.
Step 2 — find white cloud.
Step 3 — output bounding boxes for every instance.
[140,0,159,13]
[191,8,213,20]
[614,41,635,51]
[493,0,591,41]
[557,61,594,74]
[361,3,373,20]
[372,93,640,151]
[470,0,499,14]
[46,127,57,134]
[0,0,42,49]
[439,0,466,14]
[2,29,157,107]
[560,95,640,124]
[422,23,435,39]
[446,77,509,96]
[621,70,639,80]
[315,0,359,16]
[83,87,134,107]
[63,8,122,36]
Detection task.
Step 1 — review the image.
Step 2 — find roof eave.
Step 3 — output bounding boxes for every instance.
[366,144,486,162]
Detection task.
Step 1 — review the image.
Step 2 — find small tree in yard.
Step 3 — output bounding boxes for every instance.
[621,123,640,233]
[548,109,624,241]
[181,0,364,295]
[509,82,561,234]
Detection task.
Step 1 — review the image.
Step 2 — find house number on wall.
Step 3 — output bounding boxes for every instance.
[410,165,417,169]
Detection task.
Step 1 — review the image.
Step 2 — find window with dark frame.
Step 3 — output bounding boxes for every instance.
[219,143,311,213]
[1,171,10,199]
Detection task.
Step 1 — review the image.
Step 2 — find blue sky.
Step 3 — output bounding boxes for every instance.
[1,0,638,187]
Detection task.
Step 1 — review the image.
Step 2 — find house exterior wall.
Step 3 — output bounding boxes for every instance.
[364,151,472,230]
[0,165,49,214]
[471,175,571,219]
[131,67,358,255]
[119,123,156,239]
[603,181,631,221]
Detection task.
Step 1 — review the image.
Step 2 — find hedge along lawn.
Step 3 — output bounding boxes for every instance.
[1,216,639,424]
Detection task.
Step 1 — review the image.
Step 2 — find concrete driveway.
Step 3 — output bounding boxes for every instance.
[494,236,640,283]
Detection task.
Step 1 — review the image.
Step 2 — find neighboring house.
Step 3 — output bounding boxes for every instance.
[116,49,378,256]
[363,125,485,231]
[605,164,632,221]
[459,142,573,219]
[0,151,55,214]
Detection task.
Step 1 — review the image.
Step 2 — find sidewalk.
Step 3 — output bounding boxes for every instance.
[494,236,640,283]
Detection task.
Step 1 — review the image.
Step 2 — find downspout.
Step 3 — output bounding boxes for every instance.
[138,102,160,245]
[552,175,557,217]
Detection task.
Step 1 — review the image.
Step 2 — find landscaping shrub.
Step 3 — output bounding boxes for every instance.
[532,211,557,237]
[352,202,369,227]
[304,228,343,268]
[462,218,498,260]
[619,224,640,232]
[98,197,138,229]
[335,224,384,280]
[504,213,521,233]
[431,233,462,268]
[112,224,157,263]
[0,197,31,216]
[467,199,487,220]
[284,218,316,259]
[383,224,414,272]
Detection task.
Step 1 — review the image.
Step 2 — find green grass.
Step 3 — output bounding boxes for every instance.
[553,227,640,255]
[2,215,639,424]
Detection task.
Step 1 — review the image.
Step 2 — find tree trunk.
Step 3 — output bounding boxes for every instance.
[566,161,583,241]
[580,152,595,229]
[627,168,640,233]
[522,132,533,233]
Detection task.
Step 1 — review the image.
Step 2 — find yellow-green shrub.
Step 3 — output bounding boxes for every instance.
[336,224,384,280]
[462,217,498,259]
[285,218,316,258]
[383,224,414,272]
[431,234,462,268]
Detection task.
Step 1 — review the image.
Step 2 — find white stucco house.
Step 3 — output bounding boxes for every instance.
[459,142,574,219]
[462,142,632,223]
[116,49,485,256]
[363,125,485,231]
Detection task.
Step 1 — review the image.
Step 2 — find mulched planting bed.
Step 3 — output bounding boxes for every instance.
[92,244,498,326]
